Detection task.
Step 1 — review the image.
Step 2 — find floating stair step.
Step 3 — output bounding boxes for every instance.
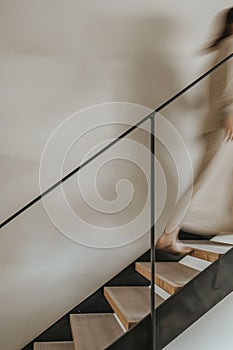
[34,342,74,350]
[104,286,163,330]
[181,240,232,262]
[179,255,211,271]
[70,314,124,350]
[211,234,233,245]
[135,262,199,294]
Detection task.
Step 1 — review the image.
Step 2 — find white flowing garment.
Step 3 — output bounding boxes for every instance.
[166,37,233,236]
[180,129,233,235]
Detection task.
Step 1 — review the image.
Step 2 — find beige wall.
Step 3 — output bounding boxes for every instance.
[0,0,232,349]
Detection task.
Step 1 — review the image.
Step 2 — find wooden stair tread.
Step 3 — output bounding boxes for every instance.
[211,234,233,245]
[179,255,211,272]
[70,313,124,350]
[181,240,232,262]
[135,262,199,294]
[104,286,163,330]
[182,240,232,253]
[34,342,74,350]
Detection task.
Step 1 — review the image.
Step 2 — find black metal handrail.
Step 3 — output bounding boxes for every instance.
[0,53,232,230]
[1,53,232,350]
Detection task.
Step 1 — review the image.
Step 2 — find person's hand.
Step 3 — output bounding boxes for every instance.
[224,117,233,142]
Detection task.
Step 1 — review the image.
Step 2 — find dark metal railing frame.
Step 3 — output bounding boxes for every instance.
[106,245,233,350]
[1,53,232,350]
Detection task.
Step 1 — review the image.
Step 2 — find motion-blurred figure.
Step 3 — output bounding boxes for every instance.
[157,7,233,254]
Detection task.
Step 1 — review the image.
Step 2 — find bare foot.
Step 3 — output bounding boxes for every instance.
[156,226,193,255]
[156,241,193,255]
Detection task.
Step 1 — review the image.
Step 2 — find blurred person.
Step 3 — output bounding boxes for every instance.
[156,7,233,254]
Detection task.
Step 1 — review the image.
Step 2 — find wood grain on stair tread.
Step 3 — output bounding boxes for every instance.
[104,286,163,330]
[181,240,232,262]
[70,314,124,350]
[34,342,74,350]
[135,262,199,294]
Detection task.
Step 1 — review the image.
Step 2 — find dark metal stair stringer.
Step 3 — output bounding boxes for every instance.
[106,247,233,350]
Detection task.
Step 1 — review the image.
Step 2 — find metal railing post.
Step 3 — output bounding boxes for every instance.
[150,114,155,350]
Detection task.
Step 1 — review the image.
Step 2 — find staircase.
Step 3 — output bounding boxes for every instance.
[32,234,233,350]
[2,54,231,350]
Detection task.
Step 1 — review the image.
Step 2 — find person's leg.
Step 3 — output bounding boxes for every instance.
[156,130,224,254]
[156,225,193,254]
[156,174,195,254]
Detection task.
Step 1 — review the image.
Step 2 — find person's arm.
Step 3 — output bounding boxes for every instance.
[224,117,233,141]
[217,40,233,141]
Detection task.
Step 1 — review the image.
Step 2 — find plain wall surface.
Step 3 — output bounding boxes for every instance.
[0,0,233,349]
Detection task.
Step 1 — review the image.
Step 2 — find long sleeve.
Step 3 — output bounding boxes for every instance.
[215,38,233,123]
[204,37,233,134]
